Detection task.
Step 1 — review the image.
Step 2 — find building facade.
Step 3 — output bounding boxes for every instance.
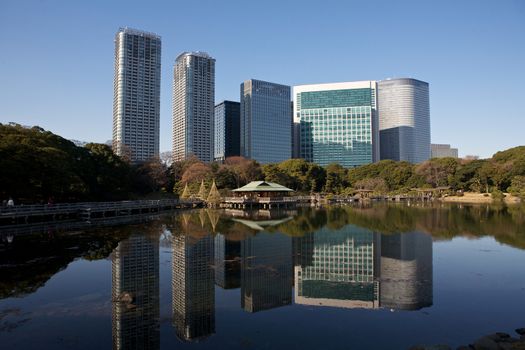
[112,28,161,162]
[214,101,241,162]
[173,52,215,162]
[293,81,380,167]
[240,79,291,164]
[431,144,458,158]
[378,78,430,163]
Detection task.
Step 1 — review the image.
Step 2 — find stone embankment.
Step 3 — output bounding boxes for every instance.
[410,328,525,350]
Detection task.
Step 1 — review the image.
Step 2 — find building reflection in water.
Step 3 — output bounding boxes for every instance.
[294,226,433,311]
[241,232,293,312]
[172,234,215,341]
[214,234,241,289]
[294,227,381,309]
[112,234,160,350]
[380,232,433,310]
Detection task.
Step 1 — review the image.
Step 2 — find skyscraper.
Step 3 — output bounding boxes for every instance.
[112,27,161,162]
[214,101,241,162]
[294,81,380,167]
[172,52,215,162]
[240,79,291,164]
[378,78,430,163]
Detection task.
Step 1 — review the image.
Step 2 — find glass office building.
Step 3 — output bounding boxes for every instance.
[214,101,241,162]
[294,81,379,167]
[240,79,291,164]
[378,78,430,163]
[173,52,215,162]
[112,28,161,162]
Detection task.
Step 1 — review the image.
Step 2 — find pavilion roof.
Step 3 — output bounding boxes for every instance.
[231,181,294,192]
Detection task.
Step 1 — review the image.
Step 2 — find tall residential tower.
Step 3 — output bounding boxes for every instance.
[112,27,161,162]
[172,52,215,162]
[240,79,291,164]
[378,78,430,163]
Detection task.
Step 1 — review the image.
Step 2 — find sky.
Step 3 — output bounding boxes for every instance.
[0,0,524,158]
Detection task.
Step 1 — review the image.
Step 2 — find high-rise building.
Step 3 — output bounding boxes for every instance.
[293,81,380,167]
[172,52,215,162]
[380,232,433,310]
[172,234,215,341]
[112,234,160,349]
[112,27,161,162]
[214,101,241,162]
[241,233,292,312]
[240,79,291,164]
[431,144,458,158]
[294,225,380,309]
[378,78,430,163]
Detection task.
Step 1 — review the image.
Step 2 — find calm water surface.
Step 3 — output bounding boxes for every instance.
[1,203,524,349]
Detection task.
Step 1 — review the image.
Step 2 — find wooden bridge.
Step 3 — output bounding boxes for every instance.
[0,199,203,225]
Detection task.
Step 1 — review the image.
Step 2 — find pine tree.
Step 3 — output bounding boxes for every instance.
[207,179,222,207]
[197,180,207,200]
[181,183,190,199]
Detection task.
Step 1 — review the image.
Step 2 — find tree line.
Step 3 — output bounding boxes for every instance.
[1,123,524,203]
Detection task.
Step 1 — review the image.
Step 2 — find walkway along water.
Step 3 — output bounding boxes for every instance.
[0,199,203,226]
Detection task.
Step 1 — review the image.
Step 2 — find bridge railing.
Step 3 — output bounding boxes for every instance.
[0,198,201,216]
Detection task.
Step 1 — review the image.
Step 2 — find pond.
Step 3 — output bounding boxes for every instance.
[1,203,524,349]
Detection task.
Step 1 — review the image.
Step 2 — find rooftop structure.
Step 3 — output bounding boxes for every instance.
[231,181,294,193]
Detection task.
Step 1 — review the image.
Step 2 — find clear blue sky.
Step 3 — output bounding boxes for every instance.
[1,0,524,158]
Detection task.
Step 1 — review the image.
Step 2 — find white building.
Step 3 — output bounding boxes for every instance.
[431,144,459,158]
[378,78,430,163]
[172,52,215,162]
[112,27,161,162]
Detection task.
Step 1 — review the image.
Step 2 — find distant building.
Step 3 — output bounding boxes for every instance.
[112,234,160,349]
[214,101,240,162]
[173,52,215,162]
[431,144,458,158]
[293,81,380,167]
[464,155,479,160]
[112,27,161,162]
[240,79,291,164]
[241,233,292,312]
[378,78,430,163]
[172,235,215,341]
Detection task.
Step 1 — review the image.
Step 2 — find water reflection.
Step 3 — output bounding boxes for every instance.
[112,234,160,349]
[171,234,215,342]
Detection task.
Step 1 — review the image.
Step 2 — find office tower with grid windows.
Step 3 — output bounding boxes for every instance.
[240,79,291,164]
[293,81,380,167]
[431,143,458,158]
[172,52,215,162]
[112,27,161,162]
[378,78,430,163]
[214,101,241,162]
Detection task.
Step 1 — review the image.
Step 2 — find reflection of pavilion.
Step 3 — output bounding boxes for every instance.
[241,233,292,312]
[214,234,241,289]
[172,235,215,341]
[112,234,160,350]
[294,226,380,309]
[380,232,433,310]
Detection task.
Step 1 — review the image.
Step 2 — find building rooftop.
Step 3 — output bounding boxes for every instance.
[118,27,161,39]
[232,181,294,192]
[176,51,215,62]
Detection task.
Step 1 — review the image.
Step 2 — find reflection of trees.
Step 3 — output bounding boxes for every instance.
[267,204,525,249]
[0,221,164,299]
